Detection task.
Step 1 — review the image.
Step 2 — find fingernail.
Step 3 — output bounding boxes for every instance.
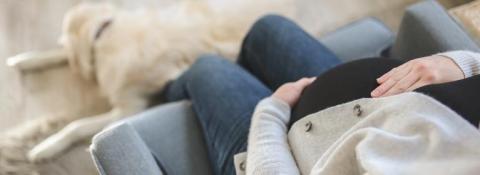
[371,90,378,97]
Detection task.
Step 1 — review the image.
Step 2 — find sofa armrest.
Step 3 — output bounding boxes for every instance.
[91,101,213,175]
[127,101,213,175]
[319,17,394,62]
[389,0,480,60]
[91,123,164,175]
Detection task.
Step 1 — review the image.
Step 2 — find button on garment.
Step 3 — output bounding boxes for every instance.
[240,161,246,171]
[353,104,363,117]
[305,121,313,132]
[233,152,247,174]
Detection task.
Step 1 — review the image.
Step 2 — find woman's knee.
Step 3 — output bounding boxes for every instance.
[250,15,292,33]
[239,15,298,66]
[245,15,295,44]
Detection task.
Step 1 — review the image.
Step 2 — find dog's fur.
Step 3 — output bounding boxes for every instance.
[4,0,293,166]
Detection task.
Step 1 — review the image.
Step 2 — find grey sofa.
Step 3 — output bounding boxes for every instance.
[90,1,479,175]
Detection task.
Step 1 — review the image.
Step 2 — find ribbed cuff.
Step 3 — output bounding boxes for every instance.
[437,50,480,78]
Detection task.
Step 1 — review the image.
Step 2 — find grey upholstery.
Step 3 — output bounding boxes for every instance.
[320,18,394,62]
[90,1,480,174]
[389,0,479,60]
[91,101,213,175]
[92,124,164,175]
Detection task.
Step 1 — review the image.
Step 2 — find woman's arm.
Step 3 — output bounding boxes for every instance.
[246,97,299,175]
[246,78,315,175]
[370,50,479,97]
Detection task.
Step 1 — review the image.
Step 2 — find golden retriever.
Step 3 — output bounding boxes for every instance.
[6,0,293,163]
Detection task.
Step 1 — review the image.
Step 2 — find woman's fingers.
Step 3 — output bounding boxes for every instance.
[377,62,411,83]
[373,63,413,97]
[371,78,396,97]
[294,77,316,89]
[406,78,429,92]
[377,67,396,83]
[273,77,317,107]
[381,71,420,97]
[387,64,412,81]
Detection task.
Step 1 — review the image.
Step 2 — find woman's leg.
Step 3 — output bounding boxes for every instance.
[164,55,271,175]
[238,15,341,90]
[292,57,480,127]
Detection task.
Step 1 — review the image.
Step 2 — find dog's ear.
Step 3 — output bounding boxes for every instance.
[60,3,115,81]
[60,16,95,81]
[63,32,96,81]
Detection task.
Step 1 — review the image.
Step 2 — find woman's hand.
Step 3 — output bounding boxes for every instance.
[273,77,316,107]
[371,55,464,97]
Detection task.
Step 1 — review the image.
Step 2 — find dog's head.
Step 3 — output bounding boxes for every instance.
[59,3,116,81]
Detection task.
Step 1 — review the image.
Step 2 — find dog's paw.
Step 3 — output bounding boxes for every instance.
[27,135,68,163]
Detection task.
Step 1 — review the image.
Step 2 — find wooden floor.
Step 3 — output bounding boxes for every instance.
[0,0,470,174]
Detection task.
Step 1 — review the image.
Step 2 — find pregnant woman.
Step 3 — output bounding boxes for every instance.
[163,15,480,175]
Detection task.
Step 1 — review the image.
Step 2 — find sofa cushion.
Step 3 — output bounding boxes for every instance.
[319,17,394,62]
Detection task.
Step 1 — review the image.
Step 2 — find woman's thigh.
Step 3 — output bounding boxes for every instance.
[164,55,271,175]
[238,15,341,90]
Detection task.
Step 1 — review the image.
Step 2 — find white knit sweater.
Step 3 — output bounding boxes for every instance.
[233,51,480,175]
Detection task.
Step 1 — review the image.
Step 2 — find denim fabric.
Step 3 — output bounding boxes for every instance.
[238,15,341,90]
[164,15,341,175]
[166,56,271,175]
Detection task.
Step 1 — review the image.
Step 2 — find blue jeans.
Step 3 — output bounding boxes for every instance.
[164,15,341,175]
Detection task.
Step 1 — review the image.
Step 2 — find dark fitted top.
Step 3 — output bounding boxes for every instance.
[291,58,480,128]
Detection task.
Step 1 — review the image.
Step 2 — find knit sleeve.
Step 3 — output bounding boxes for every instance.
[246,97,300,175]
[436,50,480,78]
